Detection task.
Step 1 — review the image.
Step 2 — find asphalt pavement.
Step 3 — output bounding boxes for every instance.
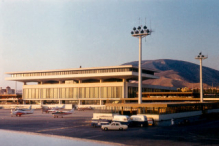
[0,109,219,146]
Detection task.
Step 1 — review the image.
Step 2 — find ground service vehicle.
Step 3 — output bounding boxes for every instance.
[112,115,132,126]
[130,115,148,127]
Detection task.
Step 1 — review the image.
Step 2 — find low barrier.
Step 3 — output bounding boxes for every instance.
[0,104,72,109]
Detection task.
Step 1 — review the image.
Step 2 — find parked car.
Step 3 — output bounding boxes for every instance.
[101,122,128,131]
[91,119,110,127]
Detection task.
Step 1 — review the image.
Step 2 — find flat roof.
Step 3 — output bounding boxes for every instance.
[5,72,159,82]
[5,65,159,82]
[141,92,194,95]
[120,98,199,101]
[5,65,158,74]
[105,102,217,108]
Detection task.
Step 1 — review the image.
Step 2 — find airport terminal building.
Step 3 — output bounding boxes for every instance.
[5,65,176,107]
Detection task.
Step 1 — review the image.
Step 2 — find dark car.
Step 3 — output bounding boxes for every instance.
[91,119,110,127]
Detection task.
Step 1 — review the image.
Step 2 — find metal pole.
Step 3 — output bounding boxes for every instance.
[200,59,203,102]
[195,52,207,103]
[131,25,152,104]
[138,36,142,104]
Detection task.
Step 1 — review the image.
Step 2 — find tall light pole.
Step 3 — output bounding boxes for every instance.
[131,25,152,104]
[195,52,208,102]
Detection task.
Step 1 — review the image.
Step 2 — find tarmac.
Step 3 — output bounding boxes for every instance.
[1,109,219,146]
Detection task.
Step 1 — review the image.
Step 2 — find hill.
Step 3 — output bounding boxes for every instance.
[123,59,219,88]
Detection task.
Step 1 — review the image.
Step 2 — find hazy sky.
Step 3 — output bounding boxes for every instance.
[0,0,219,89]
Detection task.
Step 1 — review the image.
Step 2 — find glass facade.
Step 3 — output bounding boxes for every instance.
[23,86,122,99]
[128,87,171,98]
[81,100,100,105]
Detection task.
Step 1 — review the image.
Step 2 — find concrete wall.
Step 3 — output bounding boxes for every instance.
[207,109,219,113]
[138,111,203,121]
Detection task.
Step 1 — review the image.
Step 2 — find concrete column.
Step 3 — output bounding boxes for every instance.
[78,88,80,99]
[100,79,103,83]
[100,100,104,105]
[59,81,62,84]
[99,87,101,99]
[122,82,125,99]
[200,59,203,102]
[39,88,41,99]
[130,107,133,115]
[124,79,129,99]
[78,80,82,84]
[138,36,142,104]
[138,107,142,114]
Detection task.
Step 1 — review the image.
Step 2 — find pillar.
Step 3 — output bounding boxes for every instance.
[138,36,142,104]
[130,107,133,115]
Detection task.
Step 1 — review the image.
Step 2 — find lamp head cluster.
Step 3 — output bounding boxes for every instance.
[131,25,152,36]
[195,52,208,60]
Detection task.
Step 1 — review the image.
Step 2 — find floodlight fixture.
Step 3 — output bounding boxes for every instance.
[131,24,152,104]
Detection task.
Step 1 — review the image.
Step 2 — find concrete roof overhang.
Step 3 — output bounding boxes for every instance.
[5,72,159,82]
[5,65,159,74]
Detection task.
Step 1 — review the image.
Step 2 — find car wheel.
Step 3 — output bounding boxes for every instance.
[104,127,108,131]
[119,128,123,131]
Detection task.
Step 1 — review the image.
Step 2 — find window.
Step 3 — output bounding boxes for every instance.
[66,88,69,98]
[73,88,78,98]
[54,88,58,99]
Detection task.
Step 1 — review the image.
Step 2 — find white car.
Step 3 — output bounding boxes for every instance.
[101,122,128,131]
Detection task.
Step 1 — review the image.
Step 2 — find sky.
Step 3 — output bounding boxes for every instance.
[0,0,219,90]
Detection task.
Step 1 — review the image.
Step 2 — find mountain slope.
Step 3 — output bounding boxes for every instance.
[123,59,219,88]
